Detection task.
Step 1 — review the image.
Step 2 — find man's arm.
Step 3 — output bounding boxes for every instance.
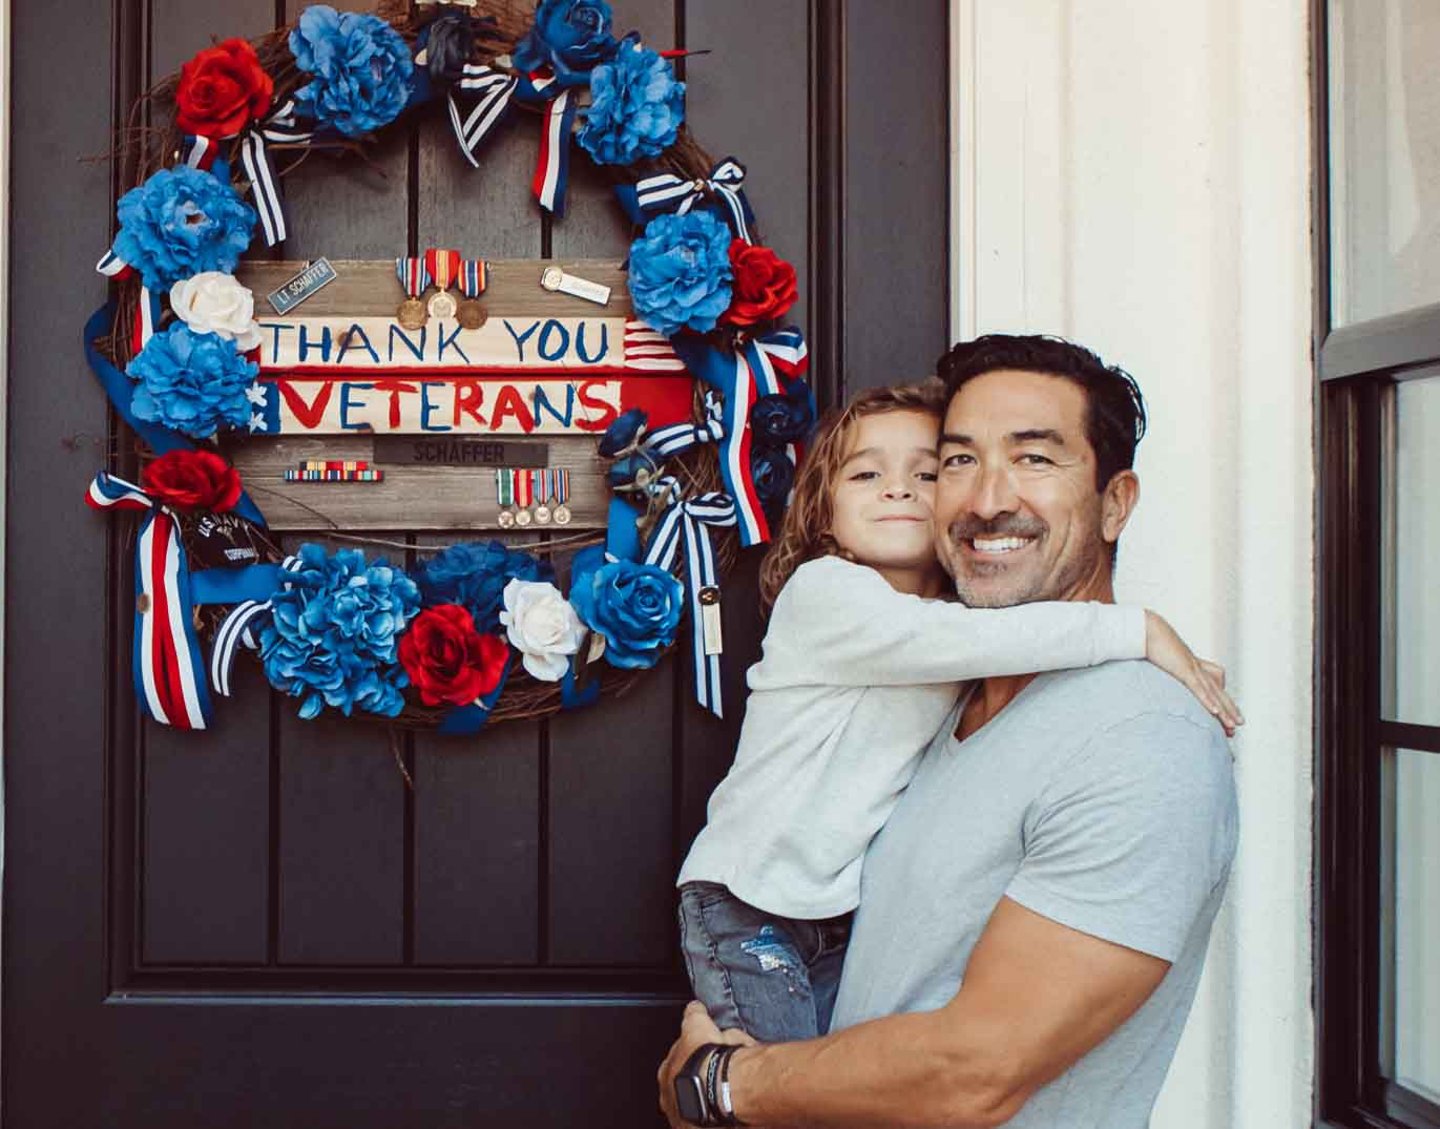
[659,896,1169,1129]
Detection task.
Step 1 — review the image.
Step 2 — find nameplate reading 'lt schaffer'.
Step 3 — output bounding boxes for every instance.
[248,313,692,436]
[372,437,550,467]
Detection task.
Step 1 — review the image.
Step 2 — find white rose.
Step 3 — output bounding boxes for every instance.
[169,272,263,351]
[499,579,587,682]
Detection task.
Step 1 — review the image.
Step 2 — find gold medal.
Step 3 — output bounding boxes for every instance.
[397,296,427,330]
[457,300,487,330]
[395,256,432,328]
[457,258,489,330]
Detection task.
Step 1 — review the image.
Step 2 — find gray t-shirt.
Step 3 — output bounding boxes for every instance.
[830,660,1238,1128]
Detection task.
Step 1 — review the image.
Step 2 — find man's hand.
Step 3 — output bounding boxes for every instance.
[658,1001,757,1127]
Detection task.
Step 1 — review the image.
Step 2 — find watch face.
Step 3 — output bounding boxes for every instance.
[675,1077,707,1125]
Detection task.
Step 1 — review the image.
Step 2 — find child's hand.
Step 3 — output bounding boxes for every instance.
[1144,611,1244,736]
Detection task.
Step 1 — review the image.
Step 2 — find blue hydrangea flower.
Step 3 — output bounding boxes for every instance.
[627,210,734,336]
[113,164,256,292]
[513,0,617,86]
[259,543,421,720]
[127,323,259,439]
[418,541,553,634]
[290,5,414,137]
[569,547,683,670]
[578,35,684,166]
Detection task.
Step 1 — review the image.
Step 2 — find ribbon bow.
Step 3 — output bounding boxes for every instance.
[619,157,755,244]
[672,327,810,547]
[178,99,315,247]
[441,61,578,217]
[645,392,725,459]
[641,478,737,717]
[86,472,214,729]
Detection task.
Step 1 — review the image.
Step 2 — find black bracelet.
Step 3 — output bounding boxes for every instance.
[703,1045,725,1123]
[717,1045,747,1127]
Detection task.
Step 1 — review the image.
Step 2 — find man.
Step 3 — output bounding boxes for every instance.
[659,335,1239,1128]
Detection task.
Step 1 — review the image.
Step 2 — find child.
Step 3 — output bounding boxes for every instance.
[676,381,1238,1044]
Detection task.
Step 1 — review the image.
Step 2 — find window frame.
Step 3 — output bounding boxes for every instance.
[1315,2,1440,1127]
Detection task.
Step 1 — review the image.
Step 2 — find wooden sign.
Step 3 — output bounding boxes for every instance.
[225,259,699,532]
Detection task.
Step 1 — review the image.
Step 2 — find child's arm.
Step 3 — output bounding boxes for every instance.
[762,559,1241,732]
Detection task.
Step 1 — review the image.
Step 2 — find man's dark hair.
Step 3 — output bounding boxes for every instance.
[936,334,1148,491]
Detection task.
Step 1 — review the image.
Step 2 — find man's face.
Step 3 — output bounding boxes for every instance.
[935,369,1129,607]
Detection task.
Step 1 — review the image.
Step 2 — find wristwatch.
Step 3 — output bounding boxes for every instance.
[673,1042,746,1126]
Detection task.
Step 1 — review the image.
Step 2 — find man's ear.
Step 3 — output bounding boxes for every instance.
[1101,470,1140,546]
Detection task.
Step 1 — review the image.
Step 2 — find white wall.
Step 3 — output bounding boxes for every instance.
[950,3,1315,1126]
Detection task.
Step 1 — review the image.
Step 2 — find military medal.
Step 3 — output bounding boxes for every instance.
[540,265,613,306]
[457,258,489,330]
[532,470,552,525]
[425,247,462,321]
[495,468,516,528]
[552,467,572,525]
[395,256,432,329]
[513,467,534,526]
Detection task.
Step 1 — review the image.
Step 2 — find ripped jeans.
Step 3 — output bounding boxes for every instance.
[677,881,853,1042]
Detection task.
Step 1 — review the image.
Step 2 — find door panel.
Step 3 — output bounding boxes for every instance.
[4,0,949,1124]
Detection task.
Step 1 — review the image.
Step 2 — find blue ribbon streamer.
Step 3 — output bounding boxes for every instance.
[84,303,268,528]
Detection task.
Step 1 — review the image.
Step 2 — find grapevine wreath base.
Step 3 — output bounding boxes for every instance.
[88,0,814,736]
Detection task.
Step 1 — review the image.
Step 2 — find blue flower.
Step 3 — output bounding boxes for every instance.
[418,541,553,634]
[569,547,683,670]
[751,383,815,446]
[127,323,259,439]
[598,407,647,456]
[290,5,414,137]
[627,210,734,336]
[751,446,795,510]
[513,0,617,86]
[579,35,684,166]
[113,164,256,292]
[259,543,421,720]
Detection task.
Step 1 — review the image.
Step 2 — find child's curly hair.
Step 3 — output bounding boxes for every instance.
[758,379,950,609]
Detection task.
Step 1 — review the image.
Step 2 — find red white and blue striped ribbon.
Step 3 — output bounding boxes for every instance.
[460,258,488,298]
[531,86,576,217]
[673,328,810,547]
[210,555,302,698]
[179,134,218,170]
[85,472,212,730]
[447,64,520,167]
[395,257,433,297]
[629,157,754,243]
[641,479,737,718]
[94,250,162,351]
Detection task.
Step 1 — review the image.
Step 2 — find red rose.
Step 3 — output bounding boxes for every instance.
[722,240,799,327]
[175,38,274,139]
[399,605,509,708]
[142,449,243,512]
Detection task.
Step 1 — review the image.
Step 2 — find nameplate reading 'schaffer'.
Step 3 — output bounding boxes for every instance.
[372,437,549,467]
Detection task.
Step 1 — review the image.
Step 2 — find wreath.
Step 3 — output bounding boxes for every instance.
[86,0,814,737]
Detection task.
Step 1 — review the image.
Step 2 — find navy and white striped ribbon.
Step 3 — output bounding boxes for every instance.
[632,157,754,243]
[447,63,520,168]
[210,555,303,697]
[641,479,737,718]
[645,393,724,458]
[86,472,213,730]
[238,99,313,246]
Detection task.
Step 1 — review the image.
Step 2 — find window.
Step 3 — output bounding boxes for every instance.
[1318,3,1440,1128]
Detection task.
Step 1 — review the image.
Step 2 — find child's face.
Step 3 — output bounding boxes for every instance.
[829,411,941,574]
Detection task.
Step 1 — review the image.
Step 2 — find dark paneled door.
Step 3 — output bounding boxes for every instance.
[4,1,946,1125]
